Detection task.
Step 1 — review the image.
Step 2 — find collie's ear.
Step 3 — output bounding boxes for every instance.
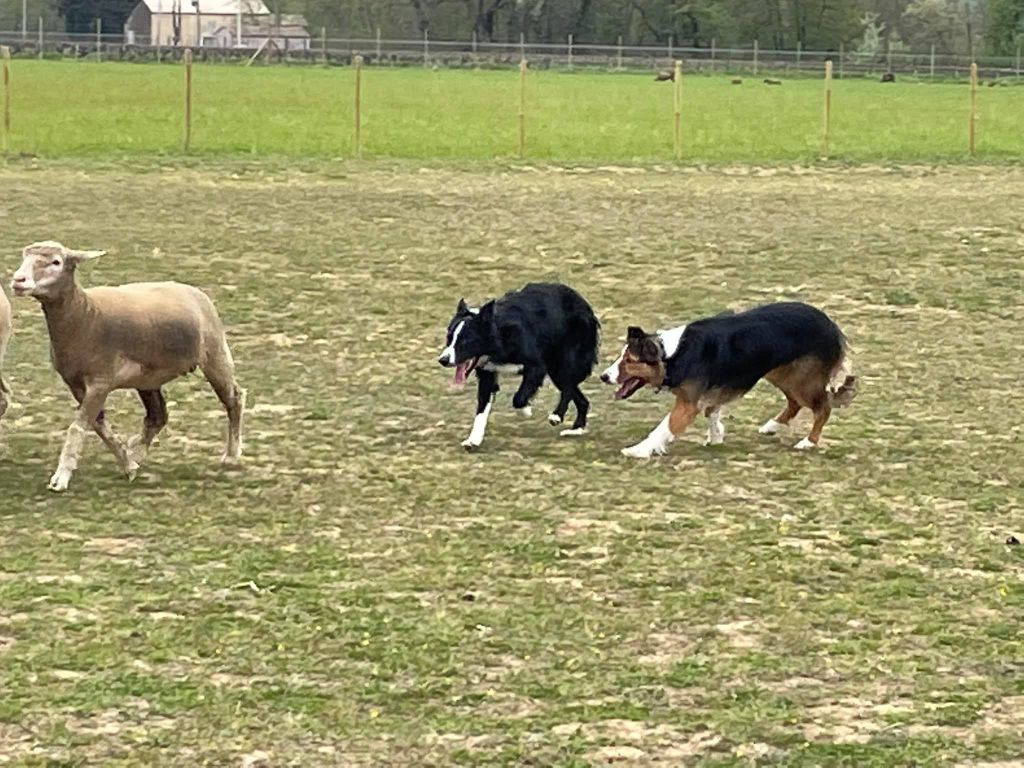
[456,298,468,314]
[478,300,495,321]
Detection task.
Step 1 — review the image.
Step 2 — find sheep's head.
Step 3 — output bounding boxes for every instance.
[11,242,106,300]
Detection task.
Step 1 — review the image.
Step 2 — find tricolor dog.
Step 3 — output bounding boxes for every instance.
[601,302,857,457]
[438,283,600,449]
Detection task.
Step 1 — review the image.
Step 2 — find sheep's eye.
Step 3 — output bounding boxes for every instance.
[50,259,61,267]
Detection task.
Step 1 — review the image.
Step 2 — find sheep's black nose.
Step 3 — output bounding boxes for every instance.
[600,373,611,384]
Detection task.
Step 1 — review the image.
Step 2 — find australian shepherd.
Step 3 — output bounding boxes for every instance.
[600,302,857,458]
[438,283,600,450]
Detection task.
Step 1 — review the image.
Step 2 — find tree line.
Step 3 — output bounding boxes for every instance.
[4,0,1022,56]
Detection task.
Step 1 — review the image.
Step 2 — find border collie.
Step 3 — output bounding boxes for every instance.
[600,302,857,457]
[438,283,600,449]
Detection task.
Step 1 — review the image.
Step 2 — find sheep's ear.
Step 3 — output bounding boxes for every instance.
[64,249,106,264]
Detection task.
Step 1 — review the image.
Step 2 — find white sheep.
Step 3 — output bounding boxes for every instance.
[0,285,11,424]
[11,241,244,492]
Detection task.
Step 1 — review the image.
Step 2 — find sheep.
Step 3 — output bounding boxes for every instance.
[10,241,244,492]
[0,285,11,424]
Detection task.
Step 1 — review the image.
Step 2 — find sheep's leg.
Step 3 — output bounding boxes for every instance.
[201,349,244,465]
[92,412,137,480]
[0,375,9,421]
[50,388,109,493]
[126,389,168,471]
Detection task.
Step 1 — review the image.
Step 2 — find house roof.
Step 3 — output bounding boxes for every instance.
[140,0,270,15]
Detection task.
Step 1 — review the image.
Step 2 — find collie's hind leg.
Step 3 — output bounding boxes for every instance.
[560,386,589,437]
[549,388,572,427]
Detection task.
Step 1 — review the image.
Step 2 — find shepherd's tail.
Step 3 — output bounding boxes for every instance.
[828,344,858,408]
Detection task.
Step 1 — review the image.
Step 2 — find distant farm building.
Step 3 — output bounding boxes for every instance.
[124,0,310,49]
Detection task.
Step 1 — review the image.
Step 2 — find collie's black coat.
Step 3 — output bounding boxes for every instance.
[662,302,846,394]
[438,283,600,448]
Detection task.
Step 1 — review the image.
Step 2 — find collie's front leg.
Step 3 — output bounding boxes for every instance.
[622,395,699,459]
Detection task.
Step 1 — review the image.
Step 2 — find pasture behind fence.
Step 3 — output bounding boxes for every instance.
[1,26,1023,80]
[0,50,1014,162]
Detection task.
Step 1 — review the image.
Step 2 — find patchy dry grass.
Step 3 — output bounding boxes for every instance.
[0,160,1022,766]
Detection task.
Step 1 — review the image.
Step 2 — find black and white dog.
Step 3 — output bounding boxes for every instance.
[438,283,600,449]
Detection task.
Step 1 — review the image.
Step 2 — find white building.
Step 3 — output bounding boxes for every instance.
[124,0,272,48]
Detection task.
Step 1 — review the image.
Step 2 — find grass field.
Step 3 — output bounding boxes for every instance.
[0,160,1022,766]
[3,61,1024,162]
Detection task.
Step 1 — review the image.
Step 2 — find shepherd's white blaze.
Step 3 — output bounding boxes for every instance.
[601,345,626,382]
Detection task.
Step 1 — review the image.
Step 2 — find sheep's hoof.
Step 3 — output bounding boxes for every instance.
[124,461,140,482]
[220,453,242,467]
[48,468,72,493]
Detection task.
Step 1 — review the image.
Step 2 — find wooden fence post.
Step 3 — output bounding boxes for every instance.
[753,39,759,75]
[518,58,527,158]
[1016,44,1021,77]
[423,29,429,67]
[320,27,326,65]
[969,62,977,156]
[38,17,43,59]
[376,27,381,62]
[672,59,682,160]
[710,37,716,72]
[353,55,363,158]
[930,44,935,79]
[567,33,573,71]
[822,59,832,159]
[183,48,193,152]
[668,34,673,62]
[96,18,102,62]
[1,47,10,156]
[839,42,844,79]
[616,35,623,70]
[471,29,477,54]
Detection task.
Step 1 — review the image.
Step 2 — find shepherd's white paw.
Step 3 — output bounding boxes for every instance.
[621,443,655,459]
[461,437,482,451]
[705,432,725,446]
[548,414,563,426]
[515,406,533,418]
[794,437,817,450]
[759,419,781,435]
[560,427,586,438]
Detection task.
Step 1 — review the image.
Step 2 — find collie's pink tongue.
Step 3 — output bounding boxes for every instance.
[453,362,470,387]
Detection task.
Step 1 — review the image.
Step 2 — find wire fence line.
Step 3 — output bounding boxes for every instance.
[0,27,1022,79]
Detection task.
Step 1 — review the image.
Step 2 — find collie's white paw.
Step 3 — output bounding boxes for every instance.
[461,437,482,451]
[515,406,533,418]
[560,427,586,438]
[794,437,817,450]
[759,419,781,435]
[548,414,563,426]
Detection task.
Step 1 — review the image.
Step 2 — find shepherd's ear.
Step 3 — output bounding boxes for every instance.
[640,338,662,363]
[64,248,106,264]
[478,300,495,321]
[626,326,646,344]
[456,298,468,313]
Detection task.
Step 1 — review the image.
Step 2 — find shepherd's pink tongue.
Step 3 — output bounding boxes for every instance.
[453,362,469,387]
